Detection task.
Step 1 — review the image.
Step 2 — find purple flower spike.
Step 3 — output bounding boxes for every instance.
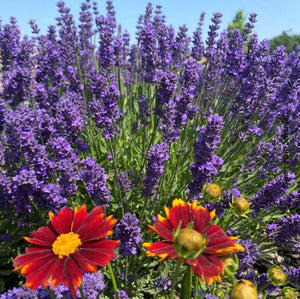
[142,142,170,198]
[116,213,141,257]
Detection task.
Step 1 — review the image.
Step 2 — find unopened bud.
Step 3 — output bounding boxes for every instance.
[205,183,221,199]
[220,254,239,276]
[267,266,287,286]
[233,198,249,215]
[230,280,258,299]
[174,228,206,259]
[281,287,299,299]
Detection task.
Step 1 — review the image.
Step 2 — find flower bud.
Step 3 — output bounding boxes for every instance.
[233,198,249,215]
[267,266,287,286]
[220,254,239,276]
[174,228,206,259]
[230,280,258,299]
[205,183,221,199]
[281,287,299,299]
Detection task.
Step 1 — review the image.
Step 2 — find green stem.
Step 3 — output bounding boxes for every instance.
[108,263,119,299]
[258,281,271,293]
[180,265,193,299]
[45,289,57,299]
[194,276,199,299]
[170,259,182,299]
[79,286,86,299]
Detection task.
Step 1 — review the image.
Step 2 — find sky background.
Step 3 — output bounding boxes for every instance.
[0,0,299,41]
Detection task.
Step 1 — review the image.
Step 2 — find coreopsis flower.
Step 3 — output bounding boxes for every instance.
[13,205,120,298]
[143,199,244,284]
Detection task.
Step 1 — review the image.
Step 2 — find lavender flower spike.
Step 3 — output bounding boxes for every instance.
[116,213,141,257]
[188,114,223,197]
[142,142,170,198]
[80,157,111,207]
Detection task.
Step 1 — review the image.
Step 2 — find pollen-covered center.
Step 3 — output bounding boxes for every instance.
[52,232,82,259]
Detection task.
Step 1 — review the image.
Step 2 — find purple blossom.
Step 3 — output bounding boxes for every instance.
[142,142,169,198]
[235,240,259,277]
[80,272,106,298]
[288,267,300,287]
[80,157,111,207]
[251,173,295,214]
[117,172,131,193]
[115,290,130,299]
[256,273,280,295]
[155,276,171,291]
[189,114,223,196]
[116,213,141,257]
[90,81,122,139]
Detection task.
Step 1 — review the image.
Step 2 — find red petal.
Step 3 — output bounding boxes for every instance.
[24,256,59,289]
[71,252,97,273]
[13,249,54,270]
[149,215,173,241]
[85,206,104,224]
[64,257,83,298]
[71,205,88,232]
[49,207,74,234]
[78,240,119,267]
[191,201,212,233]
[143,241,179,260]
[50,258,68,288]
[188,254,223,285]
[78,215,116,242]
[26,226,58,246]
[167,199,191,229]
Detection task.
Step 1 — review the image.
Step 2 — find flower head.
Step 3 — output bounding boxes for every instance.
[13,205,120,298]
[143,199,244,284]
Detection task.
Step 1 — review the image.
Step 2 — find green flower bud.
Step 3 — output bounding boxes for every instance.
[267,266,287,286]
[281,287,299,299]
[205,183,221,199]
[174,228,207,259]
[233,198,249,215]
[220,254,239,276]
[230,280,258,299]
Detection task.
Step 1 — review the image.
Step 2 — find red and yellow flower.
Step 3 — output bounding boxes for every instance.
[143,199,244,284]
[13,205,120,297]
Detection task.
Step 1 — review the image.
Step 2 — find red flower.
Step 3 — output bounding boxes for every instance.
[143,199,244,284]
[13,205,120,297]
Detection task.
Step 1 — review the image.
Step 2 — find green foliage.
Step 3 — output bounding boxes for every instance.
[269,30,300,53]
[227,10,247,38]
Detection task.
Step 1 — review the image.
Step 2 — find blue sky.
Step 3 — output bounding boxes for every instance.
[0,0,299,41]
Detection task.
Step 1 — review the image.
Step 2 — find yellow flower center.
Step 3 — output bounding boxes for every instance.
[175,228,204,252]
[52,232,82,259]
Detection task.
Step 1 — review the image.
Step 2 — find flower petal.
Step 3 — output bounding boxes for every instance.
[64,257,83,297]
[25,226,58,246]
[143,241,179,261]
[205,225,244,256]
[148,214,173,241]
[188,254,224,285]
[191,200,212,233]
[71,205,88,233]
[78,214,116,242]
[167,198,191,229]
[49,207,74,234]
[78,239,120,267]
